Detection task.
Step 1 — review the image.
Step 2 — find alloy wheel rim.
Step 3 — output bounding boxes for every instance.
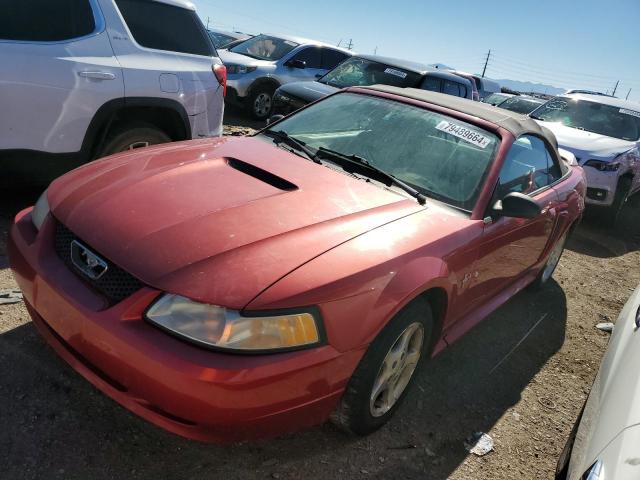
[370,322,424,418]
[542,234,567,282]
[254,93,272,117]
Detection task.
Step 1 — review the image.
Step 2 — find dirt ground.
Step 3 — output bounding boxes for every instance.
[1,111,639,480]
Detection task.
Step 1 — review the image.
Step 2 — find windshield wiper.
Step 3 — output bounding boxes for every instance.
[262,130,321,163]
[529,114,545,121]
[315,147,427,205]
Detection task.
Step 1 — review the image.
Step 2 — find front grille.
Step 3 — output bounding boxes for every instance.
[54,221,144,303]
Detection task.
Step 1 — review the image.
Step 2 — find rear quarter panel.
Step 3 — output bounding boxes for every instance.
[553,165,587,237]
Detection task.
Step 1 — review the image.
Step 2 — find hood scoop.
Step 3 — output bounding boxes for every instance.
[227,158,298,191]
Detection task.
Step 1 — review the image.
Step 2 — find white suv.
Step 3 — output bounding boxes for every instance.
[531,94,640,223]
[0,0,226,184]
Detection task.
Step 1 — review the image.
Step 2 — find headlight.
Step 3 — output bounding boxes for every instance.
[31,189,50,230]
[226,64,257,74]
[582,460,604,480]
[146,294,322,352]
[584,160,620,172]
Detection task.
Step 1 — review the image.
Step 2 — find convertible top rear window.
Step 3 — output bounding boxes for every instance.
[268,93,500,210]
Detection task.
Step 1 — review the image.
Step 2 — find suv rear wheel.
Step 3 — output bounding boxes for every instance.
[99,122,171,158]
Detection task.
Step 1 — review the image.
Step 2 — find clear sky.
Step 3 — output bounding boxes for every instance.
[192,0,640,102]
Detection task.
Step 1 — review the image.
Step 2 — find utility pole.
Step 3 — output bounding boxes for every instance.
[626,88,632,100]
[481,49,491,78]
[374,46,378,55]
[346,39,354,51]
[206,16,210,29]
[612,80,619,97]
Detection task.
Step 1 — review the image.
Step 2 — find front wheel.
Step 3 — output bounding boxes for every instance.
[607,177,632,227]
[331,298,432,435]
[248,87,275,120]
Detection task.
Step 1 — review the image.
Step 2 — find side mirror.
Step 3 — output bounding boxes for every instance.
[285,59,306,69]
[492,192,541,219]
[267,114,285,125]
[315,73,323,79]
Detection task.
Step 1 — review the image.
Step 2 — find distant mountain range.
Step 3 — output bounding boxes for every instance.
[427,64,567,95]
[494,79,566,95]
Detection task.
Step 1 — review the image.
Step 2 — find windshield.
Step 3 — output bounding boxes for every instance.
[499,97,544,114]
[230,34,299,60]
[264,93,500,210]
[482,93,509,106]
[319,57,422,89]
[208,31,234,48]
[532,97,640,141]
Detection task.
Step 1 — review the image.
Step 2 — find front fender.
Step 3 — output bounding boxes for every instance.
[247,242,453,352]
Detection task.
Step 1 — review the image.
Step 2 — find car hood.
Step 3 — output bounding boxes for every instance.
[218,49,273,67]
[535,120,636,162]
[279,81,339,102]
[48,137,422,309]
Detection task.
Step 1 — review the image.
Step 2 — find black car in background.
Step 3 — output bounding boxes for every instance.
[207,28,252,49]
[271,54,474,116]
[482,92,514,106]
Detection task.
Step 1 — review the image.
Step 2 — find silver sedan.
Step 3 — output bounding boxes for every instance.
[557,285,640,479]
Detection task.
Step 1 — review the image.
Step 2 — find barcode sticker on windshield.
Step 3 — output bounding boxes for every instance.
[435,121,492,148]
[620,108,640,118]
[384,68,407,79]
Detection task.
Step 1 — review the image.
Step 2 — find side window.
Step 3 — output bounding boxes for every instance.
[322,49,349,70]
[292,47,322,69]
[0,0,95,42]
[443,80,462,97]
[115,0,213,56]
[545,148,564,181]
[498,135,558,197]
[421,76,442,93]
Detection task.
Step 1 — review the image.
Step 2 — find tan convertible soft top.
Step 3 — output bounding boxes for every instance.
[359,85,558,148]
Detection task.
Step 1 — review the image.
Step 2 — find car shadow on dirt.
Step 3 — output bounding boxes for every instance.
[223,105,266,135]
[567,195,640,258]
[0,281,567,480]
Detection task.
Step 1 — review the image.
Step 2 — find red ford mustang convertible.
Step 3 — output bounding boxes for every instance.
[9,86,585,442]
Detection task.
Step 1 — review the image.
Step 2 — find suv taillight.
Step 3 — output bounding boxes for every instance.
[213,64,227,97]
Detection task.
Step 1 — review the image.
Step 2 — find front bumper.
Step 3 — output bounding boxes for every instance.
[8,209,362,442]
[582,166,619,207]
[226,72,260,100]
[272,91,307,116]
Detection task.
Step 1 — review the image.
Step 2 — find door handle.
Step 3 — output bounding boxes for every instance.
[78,71,116,80]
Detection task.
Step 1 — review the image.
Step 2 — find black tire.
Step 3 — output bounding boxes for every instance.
[98,122,171,158]
[607,176,633,227]
[247,85,275,120]
[331,297,433,436]
[529,231,568,291]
